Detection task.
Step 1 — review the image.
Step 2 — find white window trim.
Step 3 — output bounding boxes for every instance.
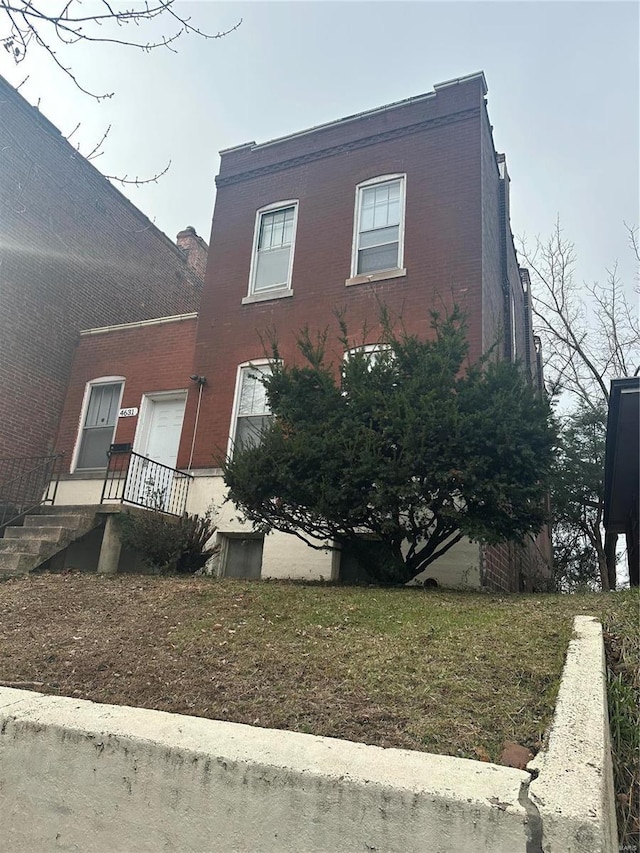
[343,343,390,361]
[131,389,188,460]
[227,359,274,459]
[245,200,299,302]
[70,376,125,473]
[348,173,407,282]
[342,344,393,380]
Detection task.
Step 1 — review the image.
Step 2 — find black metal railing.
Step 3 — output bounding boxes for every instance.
[101,447,192,516]
[0,453,64,532]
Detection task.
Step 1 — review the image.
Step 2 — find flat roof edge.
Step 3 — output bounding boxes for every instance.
[434,71,488,96]
[220,72,487,157]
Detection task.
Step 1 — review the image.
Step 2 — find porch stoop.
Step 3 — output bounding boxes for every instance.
[0,507,103,579]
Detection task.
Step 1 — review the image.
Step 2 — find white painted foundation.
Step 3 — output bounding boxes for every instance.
[187,471,482,587]
[48,472,482,586]
[54,477,104,506]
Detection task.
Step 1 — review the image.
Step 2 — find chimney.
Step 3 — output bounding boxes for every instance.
[176,226,209,283]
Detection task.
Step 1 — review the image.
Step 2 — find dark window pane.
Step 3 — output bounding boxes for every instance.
[77,426,114,469]
[236,415,272,450]
[357,242,399,274]
[84,383,121,428]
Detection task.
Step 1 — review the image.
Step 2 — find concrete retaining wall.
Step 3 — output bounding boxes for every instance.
[528,616,618,852]
[0,617,617,852]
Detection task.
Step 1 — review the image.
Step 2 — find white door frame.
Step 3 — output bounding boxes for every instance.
[126,390,188,511]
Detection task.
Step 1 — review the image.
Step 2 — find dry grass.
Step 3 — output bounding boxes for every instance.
[1,574,635,766]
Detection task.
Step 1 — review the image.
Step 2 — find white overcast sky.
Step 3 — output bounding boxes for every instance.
[1,1,638,288]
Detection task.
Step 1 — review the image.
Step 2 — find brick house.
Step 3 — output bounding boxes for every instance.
[0,74,208,468]
[48,72,551,590]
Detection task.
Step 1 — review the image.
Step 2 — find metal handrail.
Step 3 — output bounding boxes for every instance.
[101,447,193,517]
[0,453,64,532]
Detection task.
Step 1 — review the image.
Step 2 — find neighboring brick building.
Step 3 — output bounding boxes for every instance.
[0,75,207,463]
[52,72,551,590]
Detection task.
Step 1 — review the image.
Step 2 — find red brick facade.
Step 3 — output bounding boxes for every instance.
[0,76,206,462]
[180,73,536,470]
[54,317,198,466]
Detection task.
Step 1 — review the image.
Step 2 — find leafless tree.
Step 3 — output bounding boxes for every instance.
[518,219,639,409]
[1,1,241,100]
[519,220,639,589]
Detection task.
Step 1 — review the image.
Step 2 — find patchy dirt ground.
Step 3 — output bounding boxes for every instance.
[0,573,631,763]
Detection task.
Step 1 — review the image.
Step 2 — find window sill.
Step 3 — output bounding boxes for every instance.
[242,289,293,305]
[345,268,407,287]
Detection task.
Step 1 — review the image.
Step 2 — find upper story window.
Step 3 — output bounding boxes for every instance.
[247,202,298,300]
[231,363,273,453]
[352,175,406,278]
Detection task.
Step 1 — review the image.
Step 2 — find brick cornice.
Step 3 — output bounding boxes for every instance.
[216,107,480,188]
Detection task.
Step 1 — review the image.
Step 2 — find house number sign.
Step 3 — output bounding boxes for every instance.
[118,407,138,418]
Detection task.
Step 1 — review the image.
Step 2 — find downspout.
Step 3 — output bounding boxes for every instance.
[187,376,206,471]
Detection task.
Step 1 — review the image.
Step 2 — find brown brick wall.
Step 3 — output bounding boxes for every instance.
[177,228,209,282]
[0,77,205,463]
[502,163,528,365]
[182,77,491,468]
[482,534,552,593]
[480,107,505,354]
[55,318,197,468]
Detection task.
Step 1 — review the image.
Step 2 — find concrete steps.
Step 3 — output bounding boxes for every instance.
[0,508,101,579]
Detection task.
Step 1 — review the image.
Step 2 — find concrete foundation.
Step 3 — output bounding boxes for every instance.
[53,472,483,587]
[96,514,122,574]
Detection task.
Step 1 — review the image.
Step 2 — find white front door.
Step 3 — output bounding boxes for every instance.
[127,394,187,510]
[144,396,186,469]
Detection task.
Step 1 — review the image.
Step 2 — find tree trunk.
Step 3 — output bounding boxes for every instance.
[605,532,618,591]
[594,534,611,592]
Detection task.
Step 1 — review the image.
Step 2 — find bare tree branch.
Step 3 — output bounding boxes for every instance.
[103,159,171,187]
[61,122,170,185]
[84,124,111,160]
[1,1,241,100]
[518,218,640,408]
[520,220,640,589]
